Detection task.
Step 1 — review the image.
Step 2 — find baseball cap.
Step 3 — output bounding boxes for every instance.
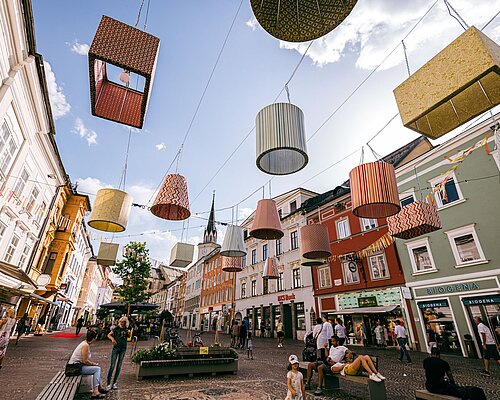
[289,354,299,364]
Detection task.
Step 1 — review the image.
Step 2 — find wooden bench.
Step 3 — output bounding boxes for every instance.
[35,371,82,400]
[415,389,461,400]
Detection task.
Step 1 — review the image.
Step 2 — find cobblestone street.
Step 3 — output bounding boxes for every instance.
[1,329,499,400]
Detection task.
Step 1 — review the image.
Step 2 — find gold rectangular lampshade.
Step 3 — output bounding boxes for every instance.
[169,242,194,268]
[394,26,500,139]
[97,242,120,266]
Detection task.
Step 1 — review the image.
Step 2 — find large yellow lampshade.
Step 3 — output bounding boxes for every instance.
[88,188,132,232]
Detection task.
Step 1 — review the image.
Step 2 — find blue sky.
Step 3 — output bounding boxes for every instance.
[32,0,500,262]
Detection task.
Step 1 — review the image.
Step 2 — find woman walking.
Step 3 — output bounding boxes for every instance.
[107,316,130,390]
[277,318,285,348]
[0,308,16,369]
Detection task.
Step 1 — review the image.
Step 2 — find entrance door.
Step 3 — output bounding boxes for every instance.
[283,304,293,338]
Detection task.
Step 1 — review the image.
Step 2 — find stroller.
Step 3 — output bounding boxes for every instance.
[302,330,317,362]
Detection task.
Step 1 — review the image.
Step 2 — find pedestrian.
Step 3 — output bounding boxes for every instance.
[474,316,500,376]
[425,324,437,354]
[310,317,323,361]
[67,329,108,398]
[336,351,386,382]
[316,314,333,360]
[76,316,84,336]
[260,320,266,338]
[286,355,305,400]
[374,320,385,348]
[276,318,285,348]
[0,308,16,369]
[239,319,247,349]
[423,347,486,399]
[231,321,239,348]
[106,316,129,390]
[15,313,29,345]
[247,331,253,359]
[394,320,412,363]
[334,318,346,345]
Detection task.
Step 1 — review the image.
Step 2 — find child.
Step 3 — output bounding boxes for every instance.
[286,354,305,400]
[247,331,253,359]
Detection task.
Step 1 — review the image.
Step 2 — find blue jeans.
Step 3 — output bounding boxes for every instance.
[81,365,101,388]
[397,338,411,362]
[107,346,126,385]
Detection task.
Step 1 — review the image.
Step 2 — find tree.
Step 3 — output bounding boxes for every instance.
[112,241,151,305]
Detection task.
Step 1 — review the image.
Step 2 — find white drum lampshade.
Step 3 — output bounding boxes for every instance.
[169,242,194,268]
[97,242,120,266]
[88,188,132,232]
[221,225,247,257]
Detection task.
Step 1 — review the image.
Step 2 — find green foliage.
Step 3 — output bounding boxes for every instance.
[131,344,177,364]
[96,308,110,320]
[131,344,239,364]
[112,241,151,304]
[159,310,173,323]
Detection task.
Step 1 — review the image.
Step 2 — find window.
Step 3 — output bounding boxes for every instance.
[318,266,332,289]
[263,278,269,295]
[292,268,301,288]
[26,186,40,214]
[400,195,415,207]
[278,272,284,291]
[336,218,351,239]
[360,218,377,231]
[295,302,306,330]
[276,238,282,255]
[18,244,31,271]
[368,253,390,280]
[405,238,437,273]
[4,235,20,263]
[342,261,360,284]
[13,169,29,198]
[290,201,297,213]
[278,208,283,218]
[0,123,17,175]
[251,249,257,265]
[431,174,464,207]
[251,280,256,297]
[0,222,6,243]
[263,244,268,261]
[446,225,486,266]
[290,230,299,250]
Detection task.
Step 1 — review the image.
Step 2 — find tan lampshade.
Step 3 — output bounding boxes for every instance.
[301,257,326,267]
[262,257,279,279]
[250,0,358,42]
[222,256,244,272]
[394,26,500,139]
[300,224,331,260]
[250,199,284,240]
[97,242,119,266]
[350,161,400,219]
[387,201,441,240]
[221,225,247,257]
[151,174,190,221]
[169,242,195,268]
[256,103,308,175]
[88,188,132,232]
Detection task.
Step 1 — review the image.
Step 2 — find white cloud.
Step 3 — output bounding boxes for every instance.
[246,16,259,31]
[275,1,500,70]
[238,207,254,222]
[68,40,90,56]
[155,142,166,151]
[43,61,71,119]
[72,117,98,145]
[75,177,109,200]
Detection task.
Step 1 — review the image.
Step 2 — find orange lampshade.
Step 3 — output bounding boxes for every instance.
[300,224,331,260]
[250,199,284,240]
[262,257,279,279]
[151,174,190,221]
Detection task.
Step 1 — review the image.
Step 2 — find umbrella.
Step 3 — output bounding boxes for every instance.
[99,301,158,313]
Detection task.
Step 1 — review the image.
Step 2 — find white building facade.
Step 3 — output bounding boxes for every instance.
[182,257,203,330]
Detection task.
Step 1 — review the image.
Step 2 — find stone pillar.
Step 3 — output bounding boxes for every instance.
[290,300,297,340]
[260,304,264,337]
[252,306,256,337]
[270,303,275,338]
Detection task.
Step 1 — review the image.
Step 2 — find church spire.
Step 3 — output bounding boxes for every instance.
[203,191,217,244]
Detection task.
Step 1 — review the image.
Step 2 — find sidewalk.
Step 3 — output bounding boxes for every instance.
[1,329,498,400]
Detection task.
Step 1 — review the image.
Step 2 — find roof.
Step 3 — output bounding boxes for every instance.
[381,136,430,167]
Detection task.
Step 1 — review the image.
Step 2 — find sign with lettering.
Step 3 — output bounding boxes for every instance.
[418,300,449,309]
[199,347,209,355]
[462,295,500,306]
[425,282,479,295]
[358,296,378,308]
[277,293,295,302]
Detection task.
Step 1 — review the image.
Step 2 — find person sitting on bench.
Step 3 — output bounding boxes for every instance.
[333,350,386,383]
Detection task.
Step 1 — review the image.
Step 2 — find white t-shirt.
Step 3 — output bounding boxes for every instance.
[477,323,495,345]
[316,321,333,349]
[395,325,407,339]
[328,345,348,363]
[68,341,89,364]
[334,324,346,338]
[286,370,303,400]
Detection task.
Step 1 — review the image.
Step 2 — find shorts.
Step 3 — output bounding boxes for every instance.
[343,363,362,376]
[483,344,500,360]
[277,331,284,338]
[320,362,334,375]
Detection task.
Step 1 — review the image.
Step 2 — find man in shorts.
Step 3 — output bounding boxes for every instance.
[474,316,500,376]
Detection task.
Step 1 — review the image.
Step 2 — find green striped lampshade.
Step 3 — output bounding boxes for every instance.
[256,103,308,175]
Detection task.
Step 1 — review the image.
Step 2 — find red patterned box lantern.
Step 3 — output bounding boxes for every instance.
[89,16,160,129]
[387,201,441,240]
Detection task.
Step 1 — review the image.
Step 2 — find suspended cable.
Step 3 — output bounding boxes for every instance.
[443,0,469,31]
[481,9,500,31]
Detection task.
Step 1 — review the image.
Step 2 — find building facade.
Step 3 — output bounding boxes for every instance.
[76,257,105,324]
[182,257,204,330]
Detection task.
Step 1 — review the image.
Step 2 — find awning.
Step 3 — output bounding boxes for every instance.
[0,261,37,286]
[29,293,58,306]
[335,305,400,315]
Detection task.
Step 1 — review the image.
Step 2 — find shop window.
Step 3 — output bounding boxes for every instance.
[290,230,299,250]
[446,224,486,266]
[0,122,18,175]
[251,280,256,297]
[278,272,284,291]
[295,302,306,330]
[430,173,464,208]
[4,234,19,263]
[263,244,268,261]
[336,218,351,239]
[318,266,332,289]
[360,218,377,231]
[278,208,283,218]
[368,253,389,280]
[406,238,437,273]
[342,261,360,284]
[276,238,282,255]
[292,268,301,288]
[251,249,257,265]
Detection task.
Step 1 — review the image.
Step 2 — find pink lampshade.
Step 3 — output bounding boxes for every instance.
[263,257,279,280]
[150,174,190,221]
[250,199,284,240]
[300,224,331,260]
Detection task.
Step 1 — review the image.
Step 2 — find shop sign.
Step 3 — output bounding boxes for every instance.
[418,300,449,309]
[358,296,378,307]
[462,295,500,306]
[334,279,342,286]
[277,293,295,302]
[425,282,479,295]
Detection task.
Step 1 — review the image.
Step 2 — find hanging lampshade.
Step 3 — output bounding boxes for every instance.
[394,26,500,139]
[301,257,325,267]
[169,242,195,268]
[250,199,284,240]
[250,0,358,42]
[350,161,400,219]
[387,201,441,240]
[151,174,190,221]
[262,257,279,279]
[88,188,132,232]
[256,103,308,175]
[221,225,247,257]
[97,242,120,266]
[88,16,160,129]
[222,256,244,272]
[300,224,331,260]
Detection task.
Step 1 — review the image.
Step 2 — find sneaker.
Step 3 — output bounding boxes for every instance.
[313,388,323,396]
[98,387,109,394]
[369,373,382,382]
[106,385,112,391]
[406,360,412,364]
[480,370,491,376]
[340,367,346,376]
[376,372,386,380]
[305,383,312,390]
[112,383,118,390]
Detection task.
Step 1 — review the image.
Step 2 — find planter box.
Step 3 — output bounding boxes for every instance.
[136,357,238,380]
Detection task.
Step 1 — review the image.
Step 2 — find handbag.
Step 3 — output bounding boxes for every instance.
[65,362,83,376]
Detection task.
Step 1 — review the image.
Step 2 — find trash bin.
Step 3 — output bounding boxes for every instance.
[464,334,478,358]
